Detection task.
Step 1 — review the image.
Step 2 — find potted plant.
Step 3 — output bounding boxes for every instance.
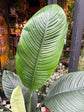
[2,4,84,112]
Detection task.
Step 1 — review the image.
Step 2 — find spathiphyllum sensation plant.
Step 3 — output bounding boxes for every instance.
[2,4,84,112]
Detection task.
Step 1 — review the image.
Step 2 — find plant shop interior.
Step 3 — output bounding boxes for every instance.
[0,0,84,112]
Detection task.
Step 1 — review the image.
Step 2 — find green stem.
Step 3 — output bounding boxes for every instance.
[36,101,43,112]
[28,93,32,112]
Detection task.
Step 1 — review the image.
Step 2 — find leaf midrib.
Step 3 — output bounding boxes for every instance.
[30,11,50,92]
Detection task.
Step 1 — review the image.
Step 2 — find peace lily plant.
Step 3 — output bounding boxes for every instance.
[2,4,84,112]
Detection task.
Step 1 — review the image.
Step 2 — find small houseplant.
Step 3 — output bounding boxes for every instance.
[2,4,84,112]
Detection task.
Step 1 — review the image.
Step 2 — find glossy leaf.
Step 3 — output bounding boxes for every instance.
[44,71,84,112]
[2,70,37,112]
[16,4,67,91]
[10,85,26,112]
[2,70,28,100]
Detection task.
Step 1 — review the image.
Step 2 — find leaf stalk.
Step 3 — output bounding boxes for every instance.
[28,93,32,112]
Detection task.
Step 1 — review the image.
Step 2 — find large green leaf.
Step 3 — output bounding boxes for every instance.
[16,4,67,91]
[10,85,26,112]
[2,70,28,100]
[2,70,37,112]
[44,71,84,112]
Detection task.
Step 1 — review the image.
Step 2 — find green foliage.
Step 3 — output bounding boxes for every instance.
[2,4,84,112]
[2,71,37,112]
[2,4,67,112]
[16,4,67,92]
[81,47,84,58]
[44,71,84,112]
[78,48,84,71]
[64,1,74,49]
[10,85,26,112]
[10,50,15,59]
[67,1,74,22]
[36,63,68,102]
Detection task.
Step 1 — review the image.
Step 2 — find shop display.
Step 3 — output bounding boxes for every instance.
[1,46,7,55]
[0,28,8,36]
[0,37,5,46]
[0,16,9,69]
[0,46,7,56]
[10,23,22,55]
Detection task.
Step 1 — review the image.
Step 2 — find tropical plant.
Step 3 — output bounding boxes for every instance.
[2,4,84,112]
[2,71,37,112]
